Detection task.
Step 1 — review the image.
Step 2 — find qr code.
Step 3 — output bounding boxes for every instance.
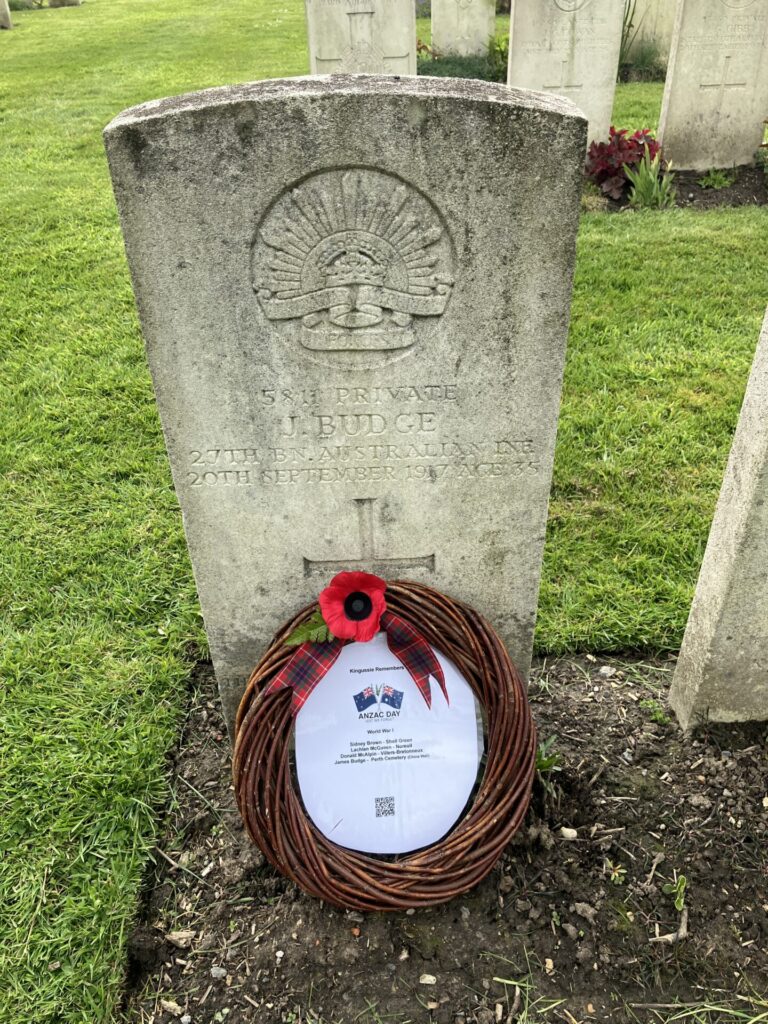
[375,796,395,818]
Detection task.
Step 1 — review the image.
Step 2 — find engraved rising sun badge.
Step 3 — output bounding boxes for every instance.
[251,168,454,364]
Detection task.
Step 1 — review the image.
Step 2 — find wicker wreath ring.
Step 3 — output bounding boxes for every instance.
[233,580,536,911]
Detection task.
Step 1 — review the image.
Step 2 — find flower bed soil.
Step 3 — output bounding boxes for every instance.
[599,165,768,212]
[123,657,768,1024]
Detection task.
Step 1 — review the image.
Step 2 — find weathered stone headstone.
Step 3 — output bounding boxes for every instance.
[104,76,585,731]
[431,0,496,57]
[1,0,13,31]
[305,0,416,75]
[506,0,625,143]
[659,0,768,171]
[670,308,768,731]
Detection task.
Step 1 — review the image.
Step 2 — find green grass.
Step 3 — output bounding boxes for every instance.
[1,1,767,1020]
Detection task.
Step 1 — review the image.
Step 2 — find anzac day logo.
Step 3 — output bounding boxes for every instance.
[354,683,404,717]
[251,168,454,367]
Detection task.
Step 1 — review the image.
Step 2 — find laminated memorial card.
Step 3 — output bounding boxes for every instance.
[104,76,586,732]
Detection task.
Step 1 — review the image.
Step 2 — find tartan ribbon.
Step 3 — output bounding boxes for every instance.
[263,610,448,715]
[380,611,448,709]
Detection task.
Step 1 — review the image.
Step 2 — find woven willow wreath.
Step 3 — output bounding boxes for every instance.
[233,580,536,911]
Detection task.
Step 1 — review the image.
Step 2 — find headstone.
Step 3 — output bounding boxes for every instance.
[670,308,768,731]
[305,0,416,75]
[1,0,13,31]
[506,0,625,143]
[431,0,496,57]
[659,0,768,171]
[104,76,585,732]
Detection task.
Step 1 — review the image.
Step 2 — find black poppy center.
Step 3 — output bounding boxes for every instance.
[344,591,373,621]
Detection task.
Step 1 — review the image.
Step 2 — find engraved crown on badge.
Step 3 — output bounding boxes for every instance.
[252,168,454,358]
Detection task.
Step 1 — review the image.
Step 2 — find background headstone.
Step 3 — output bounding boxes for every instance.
[670,308,768,730]
[506,0,624,143]
[1,0,13,31]
[431,0,496,57]
[305,0,416,75]
[659,0,768,171]
[104,76,585,732]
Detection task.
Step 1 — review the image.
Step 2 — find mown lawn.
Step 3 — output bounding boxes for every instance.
[1,0,766,1020]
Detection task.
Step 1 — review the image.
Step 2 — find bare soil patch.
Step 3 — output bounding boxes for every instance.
[123,657,768,1024]
[674,166,768,210]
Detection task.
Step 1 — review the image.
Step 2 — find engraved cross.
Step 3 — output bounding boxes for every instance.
[316,10,410,73]
[699,55,747,121]
[303,498,435,578]
[544,60,583,93]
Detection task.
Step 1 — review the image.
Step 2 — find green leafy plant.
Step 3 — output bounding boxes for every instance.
[605,859,628,886]
[663,873,687,912]
[639,697,670,725]
[625,144,676,209]
[697,168,735,190]
[756,128,768,183]
[486,33,509,83]
[416,38,439,61]
[285,609,334,645]
[535,735,561,775]
[619,0,642,69]
[585,126,661,199]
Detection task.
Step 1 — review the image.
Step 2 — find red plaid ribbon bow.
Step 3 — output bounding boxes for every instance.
[264,610,448,715]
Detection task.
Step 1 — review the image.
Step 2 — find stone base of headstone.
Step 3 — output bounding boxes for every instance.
[670,308,768,731]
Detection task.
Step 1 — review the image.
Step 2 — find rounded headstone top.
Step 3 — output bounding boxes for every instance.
[104,74,587,135]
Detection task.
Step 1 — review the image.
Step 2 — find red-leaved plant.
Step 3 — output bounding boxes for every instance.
[585,127,662,200]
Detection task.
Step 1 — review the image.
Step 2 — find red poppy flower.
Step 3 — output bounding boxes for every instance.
[318,571,387,642]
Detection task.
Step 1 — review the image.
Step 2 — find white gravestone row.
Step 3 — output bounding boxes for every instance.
[431,0,496,57]
[670,309,768,730]
[659,0,768,171]
[506,0,625,144]
[305,0,416,75]
[105,76,586,732]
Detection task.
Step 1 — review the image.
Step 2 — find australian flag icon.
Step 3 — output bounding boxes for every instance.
[381,685,404,710]
[354,686,377,712]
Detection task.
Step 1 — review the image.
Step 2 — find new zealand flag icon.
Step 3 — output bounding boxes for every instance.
[353,686,377,712]
[381,685,404,710]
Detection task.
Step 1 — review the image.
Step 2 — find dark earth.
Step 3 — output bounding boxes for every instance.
[592,164,768,213]
[123,657,768,1024]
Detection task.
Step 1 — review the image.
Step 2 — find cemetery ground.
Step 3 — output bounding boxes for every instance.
[1,0,767,1022]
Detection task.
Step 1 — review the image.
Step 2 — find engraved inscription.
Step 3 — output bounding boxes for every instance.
[678,12,767,49]
[303,497,435,577]
[317,8,408,73]
[719,0,758,8]
[252,169,454,367]
[184,383,541,490]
